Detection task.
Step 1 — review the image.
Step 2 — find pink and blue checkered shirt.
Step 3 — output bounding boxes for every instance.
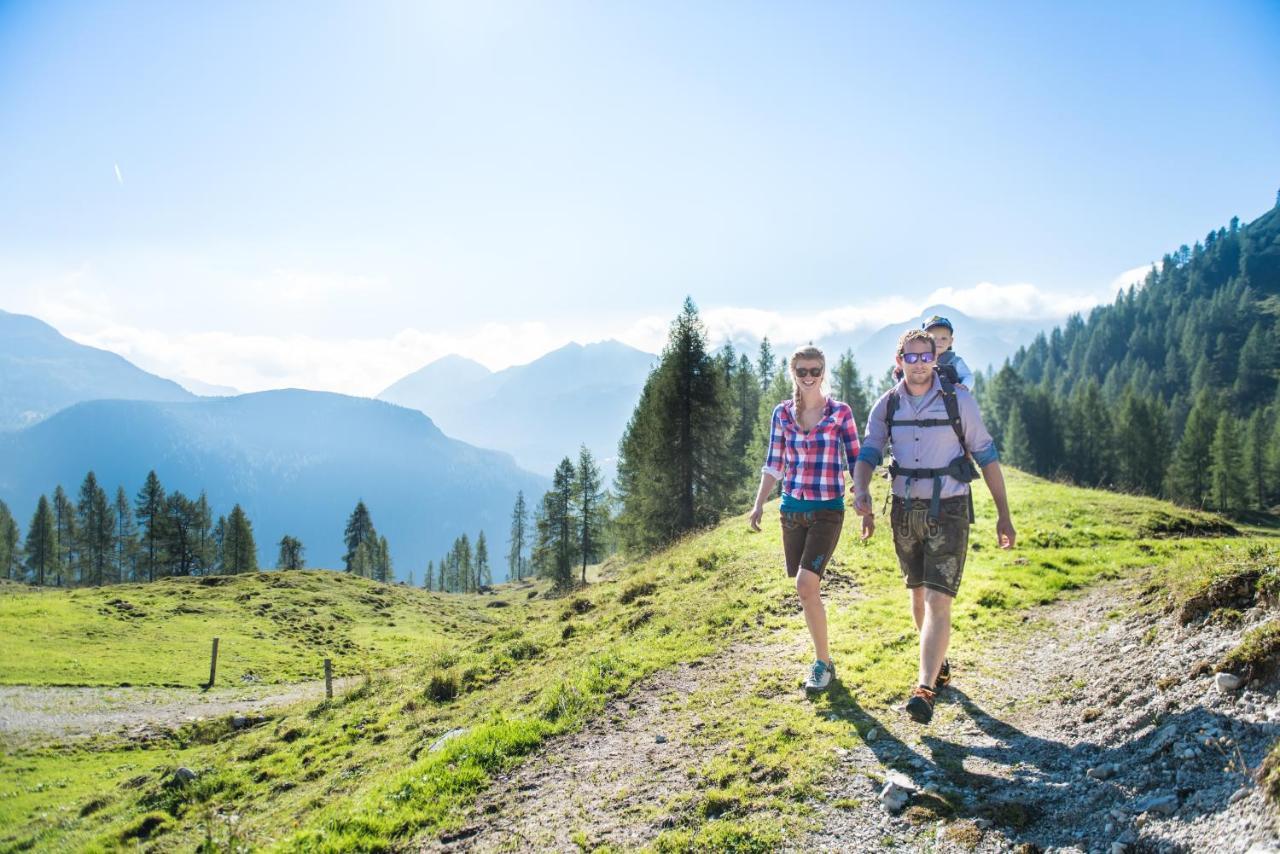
[762,397,861,501]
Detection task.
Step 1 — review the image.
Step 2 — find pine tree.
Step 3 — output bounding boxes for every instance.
[615,298,735,552]
[728,352,761,499]
[574,445,606,585]
[134,471,167,583]
[75,472,114,586]
[52,485,77,586]
[1209,413,1247,513]
[535,457,579,590]
[164,491,199,577]
[507,491,528,582]
[833,349,872,426]
[1113,388,1169,495]
[1062,380,1113,487]
[212,515,227,573]
[1267,409,1280,509]
[343,501,377,573]
[223,505,259,574]
[376,535,392,583]
[475,531,491,588]
[756,338,775,394]
[24,496,56,586]
[277,535,305,570]
[351,540,373,578]
[1167,391,1218,506]
[456,533,472,592]
[193,492,214,575]
[0,501,20,582]
[1241,410,1268,510]
[113,487,139,583]
[1002,406,1035,471]
[424,560,434,590]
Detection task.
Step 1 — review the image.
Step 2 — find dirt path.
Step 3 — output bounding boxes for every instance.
[0,677,359,747]
[414,580,1280,853]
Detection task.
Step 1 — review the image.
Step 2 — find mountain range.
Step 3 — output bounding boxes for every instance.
[0,309,194,431]
[0,390,546,581]
[378,340,657,477]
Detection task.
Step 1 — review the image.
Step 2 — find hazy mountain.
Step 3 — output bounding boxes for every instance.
[0,390,547,582]
[817,304,1059,380]
[379,341,657,476]
[172,376,240,396]
[0,309,194,430]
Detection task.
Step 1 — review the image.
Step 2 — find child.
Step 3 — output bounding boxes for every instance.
[921,315,974,388]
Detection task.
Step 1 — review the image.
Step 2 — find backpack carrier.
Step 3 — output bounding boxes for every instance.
[885,375,979,521]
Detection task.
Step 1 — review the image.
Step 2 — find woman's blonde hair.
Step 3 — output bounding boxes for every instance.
[789,345,826,423]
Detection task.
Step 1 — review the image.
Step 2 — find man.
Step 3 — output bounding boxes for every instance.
[852,329,1015,724]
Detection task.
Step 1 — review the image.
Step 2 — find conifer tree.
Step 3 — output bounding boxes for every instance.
[507,491,528,581]
[223,504,258,574]
[0,501,20,582]
[728,352,761,498]
[113,487,139,583]
[1002,406,1034,471]
[1062,380,1113,487]
[1113,389,1169,495]
[574,445,606,585]
[1241,410,1268,510]
[1209,413,1247,513]
[475,531,491,588]
[455,533,472,591]
[756,338,775,394]
[212,515,227,573]
[343,501,377,573]
[135,471,167,582]
[193,492,214,574]
[52,485,77,586]
[75,472,114,586]
[535,457,578,589]
[1167,391,1218,506]
[24,496,56,586]
[1267,410,1280,509]
[377,535,393,583]
[833,349,872,426]
[164,491,199,577]
[615,298,735,552]
[277,535,305,570]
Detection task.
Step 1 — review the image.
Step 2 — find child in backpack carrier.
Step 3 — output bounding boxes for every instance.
[892,315,975,388]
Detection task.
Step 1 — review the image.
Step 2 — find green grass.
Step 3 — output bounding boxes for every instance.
[0,570,506,686]
[0,469,1273,852]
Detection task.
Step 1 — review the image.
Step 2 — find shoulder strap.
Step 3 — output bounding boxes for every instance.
[884,391,900,445]
[937,377,968,453]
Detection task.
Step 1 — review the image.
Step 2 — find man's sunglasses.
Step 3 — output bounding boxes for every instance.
[794,367,824,378]
[899,352,935,364]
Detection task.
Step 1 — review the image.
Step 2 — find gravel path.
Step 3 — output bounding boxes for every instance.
[0,677,358,746]
[414,579,1280,853]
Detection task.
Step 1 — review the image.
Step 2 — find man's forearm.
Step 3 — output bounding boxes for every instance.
[980,461,1011,519]
[852,460,874,497]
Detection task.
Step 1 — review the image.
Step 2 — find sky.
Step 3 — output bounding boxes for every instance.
[1,1,1277,395]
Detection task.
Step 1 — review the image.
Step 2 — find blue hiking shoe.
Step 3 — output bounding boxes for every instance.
[805,659,834,692]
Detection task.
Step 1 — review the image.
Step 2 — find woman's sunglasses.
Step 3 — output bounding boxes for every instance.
[900,352,935,364]
[794,367,823,378]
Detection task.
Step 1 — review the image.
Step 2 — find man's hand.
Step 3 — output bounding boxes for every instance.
[852,491,874,517]
[861,512,875,541]
[748,504,764,532]
[997,516,1016,549]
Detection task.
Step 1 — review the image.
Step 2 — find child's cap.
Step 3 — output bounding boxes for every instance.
[922,315,953,333]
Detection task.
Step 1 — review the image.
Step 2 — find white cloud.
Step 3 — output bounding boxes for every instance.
[113,163,123,186]
[1110,263,1156,292]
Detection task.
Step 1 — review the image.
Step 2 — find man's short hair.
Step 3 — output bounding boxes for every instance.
[897,328,936,355]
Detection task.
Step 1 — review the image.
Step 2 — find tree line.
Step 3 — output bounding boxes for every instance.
[976,200,1280,513]
[0,470,262,586]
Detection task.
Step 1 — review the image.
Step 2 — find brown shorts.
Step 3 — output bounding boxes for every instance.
[890,495,970,597]
[780,509,844,578]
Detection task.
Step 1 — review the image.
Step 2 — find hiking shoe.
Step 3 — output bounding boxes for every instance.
[934,659,952,693]
[905,685,936,723]
[804,660,834,692]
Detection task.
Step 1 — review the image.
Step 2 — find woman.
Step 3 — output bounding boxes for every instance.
[749,345,863,692]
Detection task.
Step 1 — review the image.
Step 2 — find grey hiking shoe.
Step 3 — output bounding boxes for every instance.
[805,660,834,692]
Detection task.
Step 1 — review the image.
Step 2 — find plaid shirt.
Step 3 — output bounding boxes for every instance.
[762,397,861,501]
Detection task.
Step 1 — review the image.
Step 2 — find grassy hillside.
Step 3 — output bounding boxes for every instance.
[0,571,508,686]
[0,470,1273,852]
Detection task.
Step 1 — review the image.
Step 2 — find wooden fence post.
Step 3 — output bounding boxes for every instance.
[207,637,219,688]
[324,658,333,699]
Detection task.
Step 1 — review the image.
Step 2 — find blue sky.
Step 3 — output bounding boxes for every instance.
[1,1,1277,393]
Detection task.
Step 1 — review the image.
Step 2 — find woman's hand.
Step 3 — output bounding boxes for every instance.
[748,504,764,532]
